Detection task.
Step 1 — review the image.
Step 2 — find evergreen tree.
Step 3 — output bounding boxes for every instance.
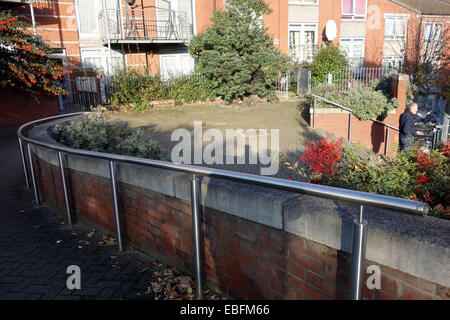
[188,0,288,103]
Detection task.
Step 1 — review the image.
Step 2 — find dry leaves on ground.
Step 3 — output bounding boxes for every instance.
[145,265,224,300]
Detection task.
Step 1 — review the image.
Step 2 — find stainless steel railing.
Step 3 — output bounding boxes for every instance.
[17,112,428,300]
[311,94,400,155]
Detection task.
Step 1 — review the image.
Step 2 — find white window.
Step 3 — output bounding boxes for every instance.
[382,56,404,70]
[289,0,319,4]
[288,24,318,63]
[424,22,443,41]
[75,0,119,38]
[384,16,407,39]
[159,53,195,81]
[340,38,365,67]
[81,48,123,75]
[342,0,366,19]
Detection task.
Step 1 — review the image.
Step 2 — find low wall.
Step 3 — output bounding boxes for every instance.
[28,118,450,300]
[0,88,60,129]
[312,108,400,157]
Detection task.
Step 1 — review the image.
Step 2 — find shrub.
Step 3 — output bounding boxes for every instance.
[52,113,163,160]
[285,138,450,219]
[0,11,68,100]
[311,83,398,120]
[107,69,170,110]
[188,0,289,103]
[310,45,349,88]
[368,72,414,106]
[170,75,215,105]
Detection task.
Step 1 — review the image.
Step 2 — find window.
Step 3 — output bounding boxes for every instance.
[342,0,366,19]
[384,16,407,39]
[288,24,318,63]
[424,23,443,41]
[340,38,365,67]
[75,0,119,38]
[289,0,318,4]
[382,56,404,71]
[81,48,123,75]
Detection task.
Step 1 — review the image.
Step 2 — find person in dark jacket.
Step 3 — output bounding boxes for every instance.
[399,102,418,151]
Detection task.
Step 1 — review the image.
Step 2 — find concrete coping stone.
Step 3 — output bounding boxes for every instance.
[28,114,450,288]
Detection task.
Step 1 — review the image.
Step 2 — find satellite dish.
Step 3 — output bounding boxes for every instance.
[125,0,136,5]
[325,20,337,42]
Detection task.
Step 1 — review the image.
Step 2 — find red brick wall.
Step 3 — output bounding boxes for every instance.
[0,88,60,130]
[13,0,82,67]
[314,112,399,157]
[32,154,449,300]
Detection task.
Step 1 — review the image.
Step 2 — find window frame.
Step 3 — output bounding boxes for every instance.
[424,22,444,42]
[341,0,367,20]
[339,37,366,66]
[384,15,409,40]
[289,0,319,5]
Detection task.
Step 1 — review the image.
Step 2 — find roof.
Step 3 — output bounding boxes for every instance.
[390,0,450,16]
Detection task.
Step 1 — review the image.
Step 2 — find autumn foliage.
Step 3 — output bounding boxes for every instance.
[0,11,68,99]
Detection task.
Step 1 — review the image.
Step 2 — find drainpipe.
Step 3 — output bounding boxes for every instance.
[29,0,37,36]
[102,0,113,76]
[191,0,197,36]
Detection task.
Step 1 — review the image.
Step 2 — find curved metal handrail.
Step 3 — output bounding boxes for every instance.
[18,112,427,215]
[17,112,429,300]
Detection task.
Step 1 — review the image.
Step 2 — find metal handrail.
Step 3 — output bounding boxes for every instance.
[17,112,428,300]
[311,94,400,155]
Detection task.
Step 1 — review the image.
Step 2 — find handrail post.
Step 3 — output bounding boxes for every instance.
[109,160,123,251]
[26,143,39,205]
[350,205,368,300]
[18,137,30,189]
[385,127,390,156]
[58,152,73,228]
[313,97,316,128]
[190,174,204,300]
[348,112,352,142]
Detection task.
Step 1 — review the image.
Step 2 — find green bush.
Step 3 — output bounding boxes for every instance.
[107,69,170,110]
[170,75,216,105]
[52,113,163,160]
[311,83,398,120]
[188,0,289,103]
[310,45,349,88]
[368,72,414,106]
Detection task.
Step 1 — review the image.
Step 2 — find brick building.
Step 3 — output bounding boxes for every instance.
[1,0,448,79]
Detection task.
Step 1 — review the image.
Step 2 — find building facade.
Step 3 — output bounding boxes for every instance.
[1,0,449,82]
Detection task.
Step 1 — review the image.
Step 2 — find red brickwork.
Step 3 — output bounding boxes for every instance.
[0,88,59,130]
[32,155,449,300]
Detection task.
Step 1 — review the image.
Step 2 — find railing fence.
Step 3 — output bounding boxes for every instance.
[311,94,399,156]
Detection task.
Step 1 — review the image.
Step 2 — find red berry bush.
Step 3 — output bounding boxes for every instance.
[285,138,450,220]
[0,11,68,100]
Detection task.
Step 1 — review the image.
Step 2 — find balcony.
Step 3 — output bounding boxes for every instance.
[98,8,193,44]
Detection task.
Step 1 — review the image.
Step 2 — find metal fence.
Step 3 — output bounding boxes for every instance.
[311,94,400,156]
[18,113,427,300]
[316,65,402,91]
[98,8,193,42]
[59,77,104,114]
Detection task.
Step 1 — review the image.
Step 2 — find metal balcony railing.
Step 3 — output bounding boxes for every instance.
[18,113,427,300]
[98,8,193,43]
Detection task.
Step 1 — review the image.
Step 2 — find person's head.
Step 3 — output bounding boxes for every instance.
[407,102,418,114]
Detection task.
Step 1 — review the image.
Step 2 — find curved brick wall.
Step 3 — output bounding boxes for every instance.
[27,119,450,300]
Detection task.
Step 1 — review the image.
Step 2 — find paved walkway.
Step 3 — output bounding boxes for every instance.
[0,128,163,300]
